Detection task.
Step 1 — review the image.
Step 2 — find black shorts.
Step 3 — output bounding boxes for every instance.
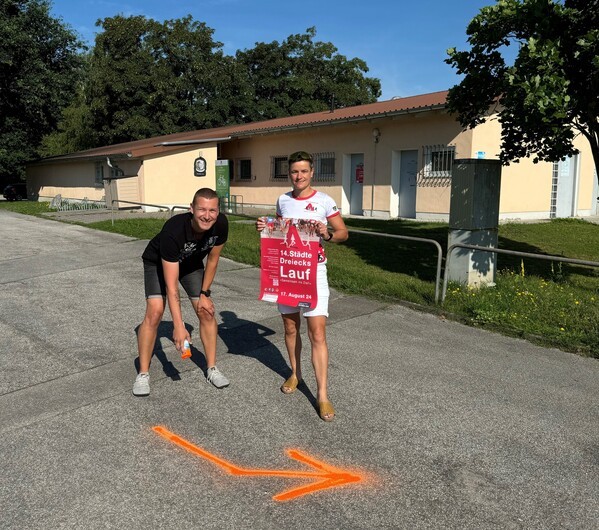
[143,260,204,299]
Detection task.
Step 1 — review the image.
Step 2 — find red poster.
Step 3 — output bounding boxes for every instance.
[259,218,320,308]
[355,164,364,183]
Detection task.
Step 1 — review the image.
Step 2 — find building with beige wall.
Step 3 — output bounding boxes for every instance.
[26,91,599,220]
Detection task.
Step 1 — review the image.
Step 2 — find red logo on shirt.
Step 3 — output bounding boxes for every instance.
[305,203,316,211]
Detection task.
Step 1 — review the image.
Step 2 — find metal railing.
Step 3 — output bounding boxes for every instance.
[348,229,444,304]
[441,243,599,303]
[219,194,244,214]
[110,198,247,226]
[170,205,190,216]
[104,203,598,307]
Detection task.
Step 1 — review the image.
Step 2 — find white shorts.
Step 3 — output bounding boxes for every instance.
[278,263,329,318]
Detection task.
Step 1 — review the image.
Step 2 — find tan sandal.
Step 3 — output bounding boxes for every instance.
[281,374,302,394]
[317,401,335,422]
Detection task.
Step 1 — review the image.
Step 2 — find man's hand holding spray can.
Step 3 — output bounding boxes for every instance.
[181,339,192,359]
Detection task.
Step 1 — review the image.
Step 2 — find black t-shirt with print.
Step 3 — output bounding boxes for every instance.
[142,212,228,272]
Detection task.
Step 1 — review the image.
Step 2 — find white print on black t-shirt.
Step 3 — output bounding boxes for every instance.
[179,236,218,262]
[201,236,218,251]
[180,242,197,261]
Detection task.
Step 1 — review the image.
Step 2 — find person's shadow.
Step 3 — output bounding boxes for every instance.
[218,310,285,376]
[217,310,317,406]
[134,312,318,407]
[134,321,189,380]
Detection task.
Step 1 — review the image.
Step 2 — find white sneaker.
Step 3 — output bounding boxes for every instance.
[206,366,229,388]
[133,372,150,396]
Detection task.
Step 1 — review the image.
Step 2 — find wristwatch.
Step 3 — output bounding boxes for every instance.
[200,289,211,297]
[324,231,333,241]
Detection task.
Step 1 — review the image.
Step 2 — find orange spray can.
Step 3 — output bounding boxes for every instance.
[181,339,191,359]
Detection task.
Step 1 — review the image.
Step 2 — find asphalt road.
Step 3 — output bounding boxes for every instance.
[1,209,598,529]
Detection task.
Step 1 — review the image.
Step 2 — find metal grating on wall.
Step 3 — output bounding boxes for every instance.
[313,152,336,182]
[270,155,288,181]
[417,145,455,187]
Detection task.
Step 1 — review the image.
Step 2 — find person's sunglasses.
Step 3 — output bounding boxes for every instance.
[288,151,313,164]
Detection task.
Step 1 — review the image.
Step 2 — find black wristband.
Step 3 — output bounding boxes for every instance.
[200,289,211,297]
[324,231,333,241]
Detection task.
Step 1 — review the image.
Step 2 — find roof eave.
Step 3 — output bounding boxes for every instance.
[27,152,133,166]
[153,136,232,147]
[231,104,447,137]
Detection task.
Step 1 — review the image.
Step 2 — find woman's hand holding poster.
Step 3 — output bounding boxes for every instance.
[259,218,319,308]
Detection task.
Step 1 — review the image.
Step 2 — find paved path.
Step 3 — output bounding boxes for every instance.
[1,209,598,529]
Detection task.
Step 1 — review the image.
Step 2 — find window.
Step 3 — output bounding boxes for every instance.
[94,162,104,187]
[422,145,455,179]
[271,156,288,180]
[271,152,335,181]
[237,159,252,181]
[550,162,559,218]
[110,165,124,178]
[313,152,336,182]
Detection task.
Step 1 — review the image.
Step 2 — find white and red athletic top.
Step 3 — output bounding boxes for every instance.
[276,189,340,264]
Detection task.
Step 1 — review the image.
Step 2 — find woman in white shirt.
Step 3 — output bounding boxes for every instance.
[256,151,348,421]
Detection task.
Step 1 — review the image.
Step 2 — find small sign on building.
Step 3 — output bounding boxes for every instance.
[194,156,207,177]
[355,163,364,183]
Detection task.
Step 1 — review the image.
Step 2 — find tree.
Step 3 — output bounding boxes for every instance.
[445,0,599,187]
[86,15,161,146]
[236,27,381,121]
[86,15,243,146]
[44,19,381,153]
[0,0,84,184]
[39,53,96,157]
[142,17,251,130]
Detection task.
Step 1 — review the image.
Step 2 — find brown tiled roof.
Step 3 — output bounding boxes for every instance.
[36,91,448,163]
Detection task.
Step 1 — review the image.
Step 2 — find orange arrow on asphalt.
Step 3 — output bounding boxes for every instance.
[152,426,364,501]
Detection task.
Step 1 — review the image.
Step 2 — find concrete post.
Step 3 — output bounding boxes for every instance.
[447,159,502,287]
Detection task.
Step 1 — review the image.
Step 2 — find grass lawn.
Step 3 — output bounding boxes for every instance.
[2,201,597,357]
[0,199,54,216]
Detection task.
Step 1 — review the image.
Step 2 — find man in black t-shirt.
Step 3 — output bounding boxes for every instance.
[133,188,230,396]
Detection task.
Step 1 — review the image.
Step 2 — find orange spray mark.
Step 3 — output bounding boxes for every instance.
[152,425,364,501]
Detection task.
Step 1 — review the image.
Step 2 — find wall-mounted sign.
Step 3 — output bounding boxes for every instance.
[355,163,364,183]
[215,159,231,208]
[194,156,207,177]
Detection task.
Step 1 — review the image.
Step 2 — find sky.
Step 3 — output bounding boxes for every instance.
[50,0,496,101]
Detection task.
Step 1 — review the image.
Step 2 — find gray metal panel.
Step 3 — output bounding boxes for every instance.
[449,159,502,230]
[447,228,498,285]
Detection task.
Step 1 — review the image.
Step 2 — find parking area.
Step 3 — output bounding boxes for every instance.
[1,209,598,529]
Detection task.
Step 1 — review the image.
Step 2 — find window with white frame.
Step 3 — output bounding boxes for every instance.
[422,145,455,178]
[237,159,252,181]
[271,156,288,180]
[550,161,559,218]
[313,152,336,182]
[94,162,104,187]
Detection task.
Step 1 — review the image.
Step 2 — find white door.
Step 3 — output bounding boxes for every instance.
[399,150,418,218]
[555,154,578,218]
